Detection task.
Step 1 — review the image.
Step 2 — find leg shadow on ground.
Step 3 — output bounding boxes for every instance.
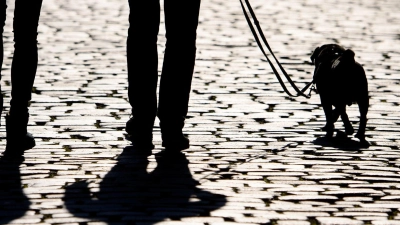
[0,155,31,224]
[313,131,370,150]
[64,146,227,224]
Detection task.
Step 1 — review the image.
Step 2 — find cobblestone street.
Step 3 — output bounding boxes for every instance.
[1,0,400,224]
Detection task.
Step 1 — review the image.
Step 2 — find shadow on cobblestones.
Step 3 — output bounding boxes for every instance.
[313,131,370,150]
[0,156,31,224]
[64,146,226,224]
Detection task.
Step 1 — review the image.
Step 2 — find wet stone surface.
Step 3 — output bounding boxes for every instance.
[1,0,400,224]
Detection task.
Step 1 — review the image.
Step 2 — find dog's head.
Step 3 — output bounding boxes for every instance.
[310,44,346,65]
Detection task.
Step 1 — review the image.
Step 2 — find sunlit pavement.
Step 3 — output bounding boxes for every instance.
[1,0,400,224]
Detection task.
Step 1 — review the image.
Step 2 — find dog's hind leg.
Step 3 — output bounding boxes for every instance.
[341,111,354,135]
[334,104,354,136]
[332,108,340,123]
[355,96,369,141]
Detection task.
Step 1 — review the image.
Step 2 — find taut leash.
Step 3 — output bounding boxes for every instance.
[239,0,314,98]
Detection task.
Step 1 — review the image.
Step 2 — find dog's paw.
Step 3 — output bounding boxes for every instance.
[360,140,370,148]
[322,124,334,132]
[335,130,348,139]
[345,125,354,135]
[356,135,370,148]
[355,133,366,141]
[325,130,334,139]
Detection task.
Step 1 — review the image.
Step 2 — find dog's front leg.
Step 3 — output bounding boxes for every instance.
[320,95,334,138]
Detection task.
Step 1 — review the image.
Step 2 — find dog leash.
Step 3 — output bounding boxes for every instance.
[239,0,315,98]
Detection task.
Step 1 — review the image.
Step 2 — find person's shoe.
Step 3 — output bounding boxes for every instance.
[161,133,189,151]
[3,114,35,157]
[125,116,136,135]
[125,117,154,150]
[160,119,189,151]
[125,135,155,150]
[155,149,185,159]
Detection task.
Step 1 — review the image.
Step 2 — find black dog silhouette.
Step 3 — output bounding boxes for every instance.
[64,147,226,224]
[311,44,369,142]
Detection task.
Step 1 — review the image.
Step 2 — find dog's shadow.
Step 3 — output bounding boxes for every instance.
[313,131,370,150]
[64,146,226,224]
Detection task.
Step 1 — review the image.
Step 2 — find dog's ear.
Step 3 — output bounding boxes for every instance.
[342,49,356,64]
[310,47,320,65]
[343,49,355,58]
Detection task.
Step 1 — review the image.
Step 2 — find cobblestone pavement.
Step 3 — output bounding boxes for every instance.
[0,0,400,224]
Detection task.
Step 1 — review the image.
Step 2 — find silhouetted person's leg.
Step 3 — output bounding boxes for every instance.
[125,0,160,150]
[158,0,201,150]
[0,1,6,123]
[4,0,42,155]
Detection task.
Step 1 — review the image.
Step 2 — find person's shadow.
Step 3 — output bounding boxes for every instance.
[64,146,226,224]
[0,155,31,224]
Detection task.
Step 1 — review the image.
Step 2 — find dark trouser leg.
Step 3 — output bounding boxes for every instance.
[10,0,43,116]
[4,0,42,154]
[126,0,160,144]
[0,0,6,121]
[158,0,200,148]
